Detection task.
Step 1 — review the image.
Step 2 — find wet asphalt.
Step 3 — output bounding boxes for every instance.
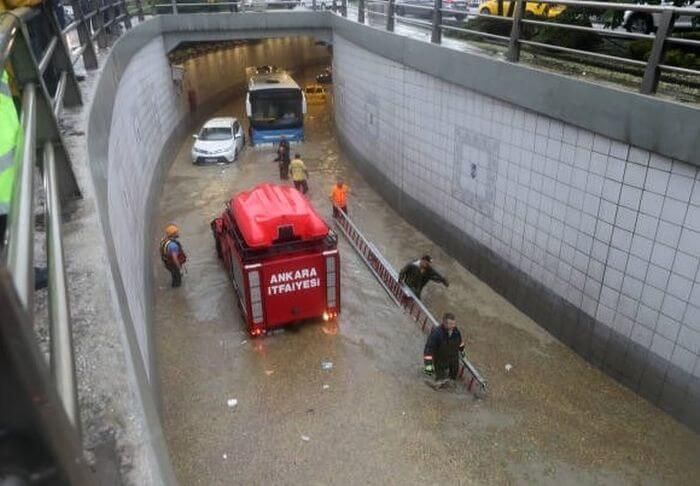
[152,68,700,485]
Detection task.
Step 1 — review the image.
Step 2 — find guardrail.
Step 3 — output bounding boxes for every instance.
[350,0,700,95]
[0,0,138,480]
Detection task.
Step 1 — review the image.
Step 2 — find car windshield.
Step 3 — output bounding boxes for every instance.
[199,126,232,141]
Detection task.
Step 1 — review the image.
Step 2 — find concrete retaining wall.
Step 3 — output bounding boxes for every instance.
[332,34,700,432]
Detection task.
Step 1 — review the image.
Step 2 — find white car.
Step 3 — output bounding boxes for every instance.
[191,117,245,165]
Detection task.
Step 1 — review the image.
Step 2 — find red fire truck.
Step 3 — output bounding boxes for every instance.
[211,183,341,336]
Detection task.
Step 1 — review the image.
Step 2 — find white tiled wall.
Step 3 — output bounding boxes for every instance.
[333,35,700,377]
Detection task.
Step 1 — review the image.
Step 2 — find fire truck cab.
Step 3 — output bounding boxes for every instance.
[211,183,340,336]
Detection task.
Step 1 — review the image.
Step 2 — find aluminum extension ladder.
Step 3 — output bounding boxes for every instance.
[333,210,488,397]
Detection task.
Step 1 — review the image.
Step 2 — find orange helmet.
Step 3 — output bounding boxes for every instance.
[165,224,179,237]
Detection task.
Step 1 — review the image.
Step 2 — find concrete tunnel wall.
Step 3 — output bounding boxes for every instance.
[87,18,329,390]
[331,34,700,431]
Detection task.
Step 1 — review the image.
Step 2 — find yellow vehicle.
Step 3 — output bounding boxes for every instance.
[304,84,328,105]
[478,0,565,18]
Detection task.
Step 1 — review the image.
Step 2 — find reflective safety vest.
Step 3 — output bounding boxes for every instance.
[329,184,349,207]
[0,70,19,216]
[160,237,187,265]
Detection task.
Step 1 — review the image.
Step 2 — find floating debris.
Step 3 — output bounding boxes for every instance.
[301,435,310,442]
[321,361,333,370]
[227,398,238,408]
[322,384,330,390]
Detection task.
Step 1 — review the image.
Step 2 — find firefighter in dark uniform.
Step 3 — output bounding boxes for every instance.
[423,312,465,384]
[398,254,449,299]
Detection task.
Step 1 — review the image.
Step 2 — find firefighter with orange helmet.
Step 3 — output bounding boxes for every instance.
[160,224,187,287]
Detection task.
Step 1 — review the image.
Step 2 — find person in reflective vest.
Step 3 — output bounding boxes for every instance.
[423,312,465,384]
[0,69,19,246]
[329,177,350,218]
[160,224,187,288]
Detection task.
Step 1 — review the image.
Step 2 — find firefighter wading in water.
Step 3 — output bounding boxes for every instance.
[398,254,449,299]
[160,224,187,288]
[424,312,465,386]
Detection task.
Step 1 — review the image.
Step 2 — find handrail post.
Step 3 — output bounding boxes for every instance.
[358,0,365,23]
[507,0,524,62]
[641,9,674,95]
[136,0,145,20]
[332,0,337,13]
[341,0,347,16]
[6,84,36,311]
[312,0,316,10]
[96,0,108,48]
[431,0,442,44]
[70,0,98,69]
[387,0,395,31]
[171,0,178,13]
[44,142,80,436]
[122,0,133,29]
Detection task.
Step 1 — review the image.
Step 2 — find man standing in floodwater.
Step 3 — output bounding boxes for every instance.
[289,153,309,194]
[423,312,465,387]
[398,254,449,299]
[275,136,290,180]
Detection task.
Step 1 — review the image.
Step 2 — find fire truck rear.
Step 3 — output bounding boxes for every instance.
[211,183,340,336]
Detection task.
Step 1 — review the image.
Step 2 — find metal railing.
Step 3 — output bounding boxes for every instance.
[333,209,488,397]
[349,0,700,95]
[0,0,138,480]
[116,0,700,96]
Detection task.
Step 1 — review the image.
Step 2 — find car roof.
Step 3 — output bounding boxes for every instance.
[203,117,237,128]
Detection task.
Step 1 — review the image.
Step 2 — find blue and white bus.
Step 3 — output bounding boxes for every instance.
[246,71,307,146]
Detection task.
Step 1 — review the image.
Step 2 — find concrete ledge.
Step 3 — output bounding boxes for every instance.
[336,129,700,433]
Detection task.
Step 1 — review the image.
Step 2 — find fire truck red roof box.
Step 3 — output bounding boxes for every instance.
[232,183,329,248]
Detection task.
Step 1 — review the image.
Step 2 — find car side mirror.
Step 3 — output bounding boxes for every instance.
[192,134,198,140]
[235,132,242,139]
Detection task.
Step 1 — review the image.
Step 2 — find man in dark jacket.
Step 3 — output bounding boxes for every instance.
[423,312,465,384]
[275,136,290,180]
[398,254,449,299]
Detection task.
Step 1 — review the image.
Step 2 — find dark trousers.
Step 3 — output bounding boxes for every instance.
[294,180,308,194]
[332,205,347,218]
[279,161,290,180]
[435,359,459,381]
[165,263,182,288]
